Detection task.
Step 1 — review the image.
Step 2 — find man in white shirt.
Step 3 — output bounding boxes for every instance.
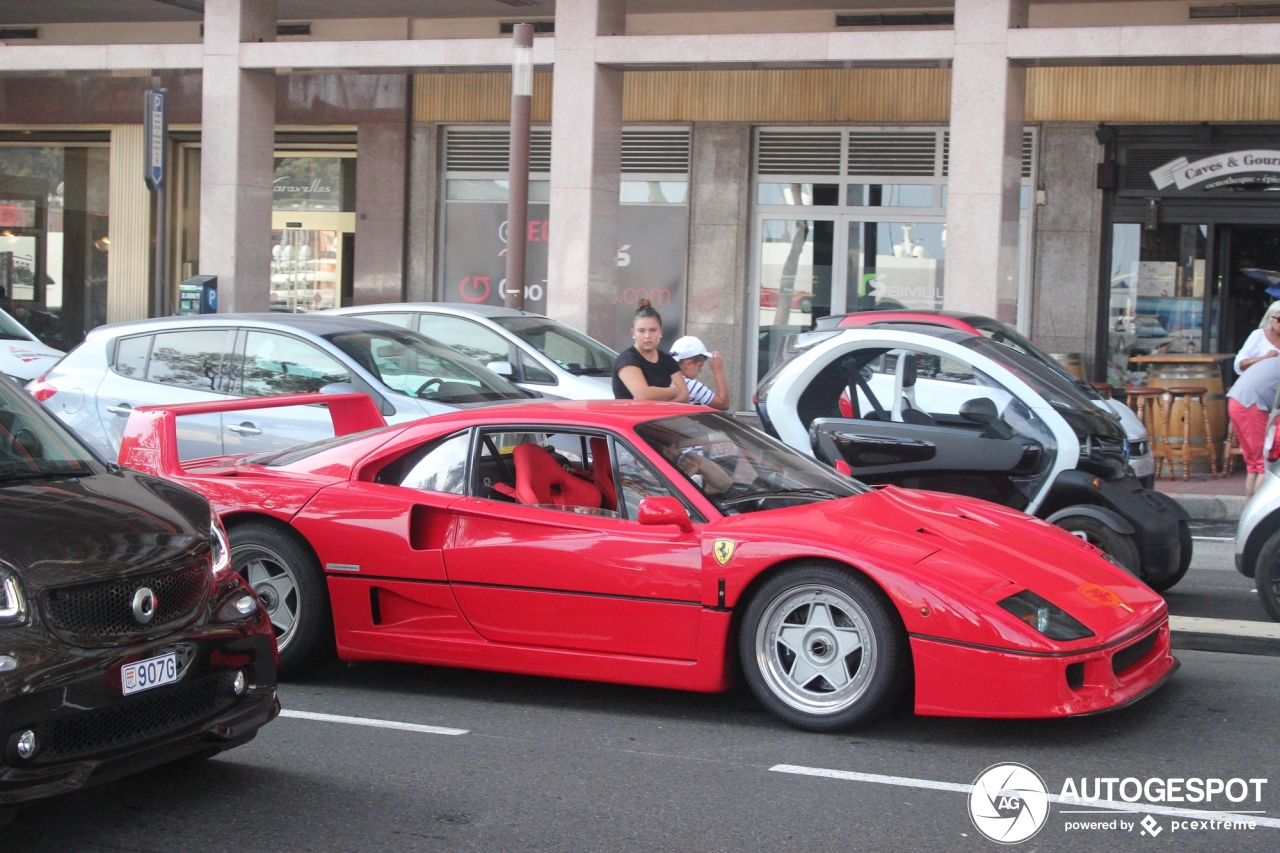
[669,336,730,410]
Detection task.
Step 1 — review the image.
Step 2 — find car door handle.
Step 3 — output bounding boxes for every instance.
[106,404,133,416]
[228,422,262,436]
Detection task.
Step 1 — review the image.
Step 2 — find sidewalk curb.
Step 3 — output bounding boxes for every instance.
[1169,615,1280,657]
[1164,492,1248,523]
[1171,632,1280,657]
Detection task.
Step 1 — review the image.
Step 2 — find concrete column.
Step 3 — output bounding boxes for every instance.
[199,0,276,313]
[354,91,409,305]
[944,0,1027,322]
[546,0,625,340]
[405,122,440,303]
[685,123,753,409]
[1032,123,1104,370]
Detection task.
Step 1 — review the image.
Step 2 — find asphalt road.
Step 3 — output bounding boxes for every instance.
[1165,538,1267,622]
[7,540,1277,853]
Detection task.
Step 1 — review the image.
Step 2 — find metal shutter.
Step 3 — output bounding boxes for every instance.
[622,129,690,173]
[444,128,552,172]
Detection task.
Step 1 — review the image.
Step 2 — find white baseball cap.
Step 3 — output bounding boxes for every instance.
[670,336,713,362]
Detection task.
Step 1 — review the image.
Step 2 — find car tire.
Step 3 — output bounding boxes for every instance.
[229,521,333,678]
[738,562,909,732]
[797,296,813,314]
[1054,516,1142,578]
[1148,520,1192,593]
[1253,528,1280,622]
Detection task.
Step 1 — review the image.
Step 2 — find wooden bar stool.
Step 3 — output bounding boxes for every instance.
[1224,419,1243,477]
[1126,386,1168,474]
[1162,386,1219,481]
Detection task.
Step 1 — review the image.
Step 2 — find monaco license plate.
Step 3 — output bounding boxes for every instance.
[121,652,178,696]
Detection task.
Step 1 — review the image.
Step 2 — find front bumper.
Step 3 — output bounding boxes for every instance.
[0,576,278,806]
[911,619,1176,718]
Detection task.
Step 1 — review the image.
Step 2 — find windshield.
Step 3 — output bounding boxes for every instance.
[959,338,1099,412]
[0,309,32,342]
[324,329,528,405]
[0,379,97,481]
[492,316,616,376]
[970,318,1105,401]
[635,412,866,515]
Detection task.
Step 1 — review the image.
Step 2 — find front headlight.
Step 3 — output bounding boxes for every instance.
[999,590,1094,641]
[0,565,29,627]
[210,511,232,578]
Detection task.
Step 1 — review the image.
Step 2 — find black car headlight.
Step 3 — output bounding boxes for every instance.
[999,590,1094,641]
[0,565,29,627]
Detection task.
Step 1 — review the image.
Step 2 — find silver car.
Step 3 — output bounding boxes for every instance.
[28,313,530,461]
[321,303,616,400]
[1234,396,1280,622]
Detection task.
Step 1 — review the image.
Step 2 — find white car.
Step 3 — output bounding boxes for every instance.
[321,303,616,400]
[755,325,1191,590]
[0,307,63,382]
[28,312,531,462]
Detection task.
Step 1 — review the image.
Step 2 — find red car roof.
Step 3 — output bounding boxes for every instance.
[836,311,981,335]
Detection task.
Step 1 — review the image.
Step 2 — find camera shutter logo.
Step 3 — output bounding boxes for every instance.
[132,586,158,625]
[969,763,1049,844]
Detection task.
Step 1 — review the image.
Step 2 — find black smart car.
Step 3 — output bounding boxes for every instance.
[0,375,278,818]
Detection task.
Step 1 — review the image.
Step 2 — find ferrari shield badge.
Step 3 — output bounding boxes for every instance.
[713,539,736,566]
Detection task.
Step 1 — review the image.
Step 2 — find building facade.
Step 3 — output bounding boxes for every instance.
[7,1,1280,402]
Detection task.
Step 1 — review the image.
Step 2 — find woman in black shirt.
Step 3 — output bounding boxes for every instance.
[612,299,690,402]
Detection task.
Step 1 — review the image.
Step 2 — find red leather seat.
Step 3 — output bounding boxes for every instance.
[512,444,602,509]
[589,437,616,510]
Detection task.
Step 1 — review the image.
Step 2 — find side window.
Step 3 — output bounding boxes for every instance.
[519,353,557,385]
[470,429,617,516]
[397,431,469,494]
[146,330,233,392]
[238,332,351,396]
[417,315,513,367]
[354,312,414,329]
[114,335,152,378]
[614,442,672,519]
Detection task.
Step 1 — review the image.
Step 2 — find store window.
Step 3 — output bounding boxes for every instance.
[0,145,110,349]
[439,126,691,352]
[1105,223,1208,386]
[750,127,1036,388]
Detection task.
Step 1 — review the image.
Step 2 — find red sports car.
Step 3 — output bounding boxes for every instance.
[118,394,1177,731]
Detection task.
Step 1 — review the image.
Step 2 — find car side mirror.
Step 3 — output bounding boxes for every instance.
[959,397,999,424]
[637,496,694,533]
[487,360,514,377]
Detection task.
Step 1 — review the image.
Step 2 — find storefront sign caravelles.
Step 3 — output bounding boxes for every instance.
[1151,149,1280,191]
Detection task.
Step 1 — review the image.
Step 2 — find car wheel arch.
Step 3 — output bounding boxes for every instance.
[729,556,911,657]
[1241,511,1280,580]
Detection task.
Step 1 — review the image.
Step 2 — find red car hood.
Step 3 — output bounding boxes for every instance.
[713,485,1165,651]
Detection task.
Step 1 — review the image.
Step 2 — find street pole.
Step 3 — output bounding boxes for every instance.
[504,23,534,311]
[144,88,168,316]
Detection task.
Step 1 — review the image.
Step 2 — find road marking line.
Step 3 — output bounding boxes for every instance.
[769,765,1280,828]
[1170,615,1280,639]
[279,709,468,736]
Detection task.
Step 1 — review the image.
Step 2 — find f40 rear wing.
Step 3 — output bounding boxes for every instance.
[118,392,387,478]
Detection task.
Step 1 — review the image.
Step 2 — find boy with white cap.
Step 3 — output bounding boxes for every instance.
[669,335,730,411]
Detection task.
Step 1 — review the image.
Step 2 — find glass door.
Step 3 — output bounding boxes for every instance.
[269,211,355,313]
[754,216,835,382]
[844,219,946,314]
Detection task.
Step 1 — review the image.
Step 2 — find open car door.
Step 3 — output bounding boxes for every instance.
[807,348,1043,510]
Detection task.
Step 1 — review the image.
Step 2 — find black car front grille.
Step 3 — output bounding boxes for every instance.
[27,671,238,764]
[42,562,210,646]
[1112,631,1159,676]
